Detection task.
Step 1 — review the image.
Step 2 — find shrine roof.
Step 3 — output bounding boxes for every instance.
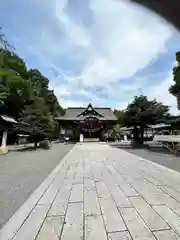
[56,103,117,121]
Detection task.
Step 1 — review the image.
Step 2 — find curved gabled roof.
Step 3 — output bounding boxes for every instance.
[56,103,117,121]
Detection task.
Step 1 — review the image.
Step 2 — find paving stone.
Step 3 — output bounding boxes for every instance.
[132,180,167,205]
[73,167,84,184]
[61,202,83,240]
[4,143,180,240]
[38,174,65,205]
[91,164,103,181]
[84,165,93,179]
[96,181,111,198]
[69,183,83,202]
[106,170,139,197]
[121,208,156,240]
[159,185,180,202]
[108,231,132,240]
[102,170,118,187]
[85,215,107,240]
[130,197,169,231]
[164,196,180,215]
[65,169,76,182]
[153,205,180,236]
[99,197,126,232]
[154,229,180,240]
[84,190,101,216]
[36,216,64,240]
[13,204,50,240]
[118,181,139,197]
[48,185,71,216]
[84,178,96,191]
[109,186,132,208]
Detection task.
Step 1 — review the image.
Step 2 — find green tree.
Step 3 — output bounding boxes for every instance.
[169,52,180,110]
[114,109,126,126]
[0,28,64,147]
[123,95,169,145]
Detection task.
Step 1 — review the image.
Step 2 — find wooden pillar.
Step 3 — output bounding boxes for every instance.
[0,130,8,154]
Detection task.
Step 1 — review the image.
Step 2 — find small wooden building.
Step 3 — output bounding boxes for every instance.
[0,115,18,154]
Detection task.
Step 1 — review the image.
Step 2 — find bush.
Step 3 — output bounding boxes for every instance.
[39,139,51,149]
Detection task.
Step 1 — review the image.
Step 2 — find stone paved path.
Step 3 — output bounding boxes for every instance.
[1,143,180,239]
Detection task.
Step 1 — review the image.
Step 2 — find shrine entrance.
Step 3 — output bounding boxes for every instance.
[56,103,117,142]
[79,117,104,140]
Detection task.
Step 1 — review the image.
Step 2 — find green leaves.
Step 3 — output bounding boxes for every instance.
[124,95,169,127]
[0,27,64,143]
[169,52,180,104]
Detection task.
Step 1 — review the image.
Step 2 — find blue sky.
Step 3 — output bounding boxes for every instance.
[0,0,180,113]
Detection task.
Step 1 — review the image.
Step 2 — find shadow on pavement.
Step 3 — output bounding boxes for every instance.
[110,143,180,157]
[8,146,38,152]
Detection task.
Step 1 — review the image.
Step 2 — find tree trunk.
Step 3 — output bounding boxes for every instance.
[132,126,141,148]
[34,141,38,149]
[140,126,144,145]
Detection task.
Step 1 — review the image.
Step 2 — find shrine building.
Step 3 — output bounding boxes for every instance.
[56,103,117,142]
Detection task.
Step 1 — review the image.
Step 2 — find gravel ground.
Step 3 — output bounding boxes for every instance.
[111,144,180,173]
[0,142,74,229]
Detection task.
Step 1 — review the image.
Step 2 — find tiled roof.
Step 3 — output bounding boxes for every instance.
[56,105,117,121]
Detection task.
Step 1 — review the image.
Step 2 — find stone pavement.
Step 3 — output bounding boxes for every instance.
[1,143,180,239]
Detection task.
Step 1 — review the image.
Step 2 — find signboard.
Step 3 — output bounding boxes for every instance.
[80,134,84,142]
[80,117,103,132]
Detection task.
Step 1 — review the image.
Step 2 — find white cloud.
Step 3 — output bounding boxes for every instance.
[14,0,178,111]
[79,0,173,86]
[148,73,178,114]
[34,0,174,86]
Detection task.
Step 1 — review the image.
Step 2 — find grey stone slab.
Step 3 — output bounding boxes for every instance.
[84,178,96,191]
[0,148,70,240]
[61,202,83,240]
[0,143,73,231]
[13,204,50,240]
[84,190,101,216]
[109,186,132,208]
[36,216,64,240]
[102,170,118,187]
[159,185,180,202]
[130,197,169,231]
[99,197,126,232]
[85,215,107,240]
[73,174,84,184]
[38,173,65,205]
[118,182,139,197]
[48,185,71,216]
[91,164,103,182]
[69,183,83,202]
[65,169,76,182]
[96,181,111,198]
[153,205,180,235]
[132,180,167,205]
[154,229,180,240]
[110,173,139,197]
[73,167,84,184]
[164,195,180,215]
[121,208,156,240]
[84,165,93,179]
[108,231,132,240]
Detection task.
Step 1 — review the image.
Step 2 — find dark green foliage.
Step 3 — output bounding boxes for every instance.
[116,95,169,144]
[169,52,180,110]
[0,29,64,146]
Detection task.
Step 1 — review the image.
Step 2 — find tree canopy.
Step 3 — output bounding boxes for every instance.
[115,95,169,144]
[0,29,64,145]
[169,52,180,110]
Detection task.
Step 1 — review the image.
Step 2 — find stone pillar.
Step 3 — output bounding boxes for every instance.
[124,134,128,142]
[0,130,8,154]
